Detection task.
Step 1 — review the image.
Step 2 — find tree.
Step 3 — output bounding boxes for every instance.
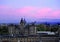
[36,24,46,31]
[51,24,58,32]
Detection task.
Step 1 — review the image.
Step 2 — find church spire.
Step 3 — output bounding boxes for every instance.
[20,18,24,24]
[20,18,26,25]
[24,18,26,25]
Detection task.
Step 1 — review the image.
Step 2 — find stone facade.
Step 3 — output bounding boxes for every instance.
[0,18,59,42]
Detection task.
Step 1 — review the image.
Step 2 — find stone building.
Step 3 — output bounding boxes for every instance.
[0,18,38,42]
[7,18,37,35]
[0,18,59,42]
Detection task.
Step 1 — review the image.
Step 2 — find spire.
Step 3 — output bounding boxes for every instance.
[20,18,26,25]
[24,18,26,25]
[20,18,24,24]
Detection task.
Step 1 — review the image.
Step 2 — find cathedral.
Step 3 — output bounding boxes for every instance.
[8,18,37,35]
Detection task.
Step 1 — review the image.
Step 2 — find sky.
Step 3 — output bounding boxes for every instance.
[0,0,60,23]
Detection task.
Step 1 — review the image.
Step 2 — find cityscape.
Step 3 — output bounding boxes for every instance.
[0,0,60,42]
[0,18,60,42]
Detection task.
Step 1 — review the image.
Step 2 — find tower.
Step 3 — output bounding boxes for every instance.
[19,18,26,35]
[29,22,37,35]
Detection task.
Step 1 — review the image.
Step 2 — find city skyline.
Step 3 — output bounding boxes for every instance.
[0,0,60,23]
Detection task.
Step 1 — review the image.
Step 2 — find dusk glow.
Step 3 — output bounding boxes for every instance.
[0,0,60,23]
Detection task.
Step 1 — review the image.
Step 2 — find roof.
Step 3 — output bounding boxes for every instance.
[0,34,39,38]
[37,31,55,35]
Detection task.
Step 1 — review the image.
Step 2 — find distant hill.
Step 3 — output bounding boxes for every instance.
[35,19,60,24]
[0,19,60,24]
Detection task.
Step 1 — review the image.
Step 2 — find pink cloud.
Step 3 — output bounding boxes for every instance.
[15,7,53,18]
[34,8,52,18]
[0,5,7,8]
[37,8,52,14]
[0,6,60,19]
[48,10,60,19]
[16,6,37,14]
[52,10,60,15]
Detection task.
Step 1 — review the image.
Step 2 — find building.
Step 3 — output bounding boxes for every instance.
[0,18,59,42]
[0,18,39,42]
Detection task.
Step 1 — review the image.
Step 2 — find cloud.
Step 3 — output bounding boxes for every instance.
[0,6,60,20]
[16,6,37,14]
[49,10,60,19]
[0,5,7,9]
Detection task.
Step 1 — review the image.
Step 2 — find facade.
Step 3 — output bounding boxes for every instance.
[0,18,59,42]
[0,18,38,42]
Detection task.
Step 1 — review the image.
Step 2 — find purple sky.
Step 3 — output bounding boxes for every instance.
[0,0,60,23]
